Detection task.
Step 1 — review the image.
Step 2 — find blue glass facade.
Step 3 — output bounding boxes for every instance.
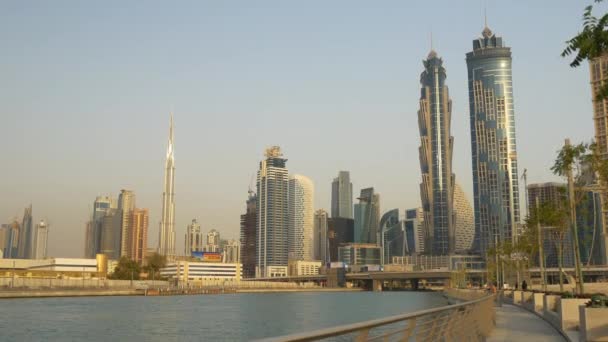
[466,27,521,255]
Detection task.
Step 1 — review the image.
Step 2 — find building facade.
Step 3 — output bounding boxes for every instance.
[128,208,148,264]
[118,189,136,258]
[288,260,321,276]
[354,188,380,244]
[338,243,381,266]
[288,174,314,261]
[454,184,475,253]
[205,229,220,253]
[313,209,329,263]
[590,55,608,158]
[327,217,355,262]
[161,261,242,282]
[99,208,121,260]
[466,25,521,255]
[417,49,456,256]
[379,209,406,265]
[86,196,117,258]
[331,171,353,219]
[256,146,289,278]
[240,191,257,279]
[18,205,33,259]
[404,208,425,254]
[158,113,176,257]
[184,219,203,256]
[223,239,240,263]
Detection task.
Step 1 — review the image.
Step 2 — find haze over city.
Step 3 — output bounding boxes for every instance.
[0,0,596,258]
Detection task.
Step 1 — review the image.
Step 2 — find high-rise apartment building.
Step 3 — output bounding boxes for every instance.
[118,189,136,257]
[33,220,49,259]
[240,191,257,279]
[184,219,203,256]
[158,113,176,257]
[590,55,608,158]
[313,209,329,263]
[128,208,148,264]
[331,171,353,219]
[223,239,240,263]
[404,208,425,254]
[466,25,521,255]
[354,188,380,244]
[256,146,289,278]
[205,229,220,252]
[18,205,33,259]
[454,184,475,253]
[417,49,456,256]
[288,174,314,261]
[100,208,121,259]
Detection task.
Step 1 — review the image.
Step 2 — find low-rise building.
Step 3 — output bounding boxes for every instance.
[288,260,322,276]
[338,243,381,266]
[160,261,242,282]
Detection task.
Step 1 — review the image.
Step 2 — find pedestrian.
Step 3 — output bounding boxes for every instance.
[522,280,528,291]
[515,283,518,290]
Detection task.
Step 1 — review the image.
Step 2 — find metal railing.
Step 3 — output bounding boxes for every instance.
[257,293,496,342]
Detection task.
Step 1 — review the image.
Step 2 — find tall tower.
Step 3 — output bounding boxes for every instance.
[590,55,608,158]
[354,188,380,244]
[418,48,456,255]
[129,208,149,264]
[466,24,521,255]
[288,174,315,261]
[256,146,289,278]
[240,190,257,278]
[184,219,203,256]
[18,205,33,259]
[118,189,136,257]
[313,209,329,263]
[158,113,176,257]
[331,171,353,219]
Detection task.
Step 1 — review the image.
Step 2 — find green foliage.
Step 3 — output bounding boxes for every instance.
[143,252,167,275]
[109,257,141,280]
[551,142,588,178]
[562,1,608,100]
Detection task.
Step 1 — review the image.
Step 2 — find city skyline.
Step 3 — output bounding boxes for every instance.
[0,1,598,257]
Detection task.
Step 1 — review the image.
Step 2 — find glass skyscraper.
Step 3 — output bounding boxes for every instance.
[417,49,456,255]
[466,25,521,255]
[331,171,353,219]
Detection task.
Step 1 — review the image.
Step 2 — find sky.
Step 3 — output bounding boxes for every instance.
[0,0,601,258]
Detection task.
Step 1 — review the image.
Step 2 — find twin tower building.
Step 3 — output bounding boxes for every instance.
[419,24,520,257]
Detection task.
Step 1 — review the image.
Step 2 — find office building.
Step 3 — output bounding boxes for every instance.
[404,208,425,254]
[161,261,242,282]
[313,209,329,263]
[185,219,203,256]
[33,220,49,259]
[466,24,521,255]
[128,208,148,264]
[288,260,321,276]
[255,146,289,278]
[354,188,380,244]
[327,217,355,262]
[288,174,314,261]
[331,171,353,219]
[205,229,220,252]
[1,221,20,259]
[118,189,136,257]
[454,184,475,253]
[338,243,381,266]
[99,208,121,260]
[417,49,456,255]
[379,209,406,265]
[158,113,176,257]
[18,205,33,259]
[223,239,240,263]
[240,191,257,279]
[86,196,116,258]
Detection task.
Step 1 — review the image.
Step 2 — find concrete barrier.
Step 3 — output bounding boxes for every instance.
[579,306,608,341]
[543,295,561,329]
[558,298,589,331]
[532,293,545,315]
[513,291,523,305]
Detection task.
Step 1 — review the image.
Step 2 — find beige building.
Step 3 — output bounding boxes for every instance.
[288,260,321,276]
[128,209,148,264]
[591,55,608,157]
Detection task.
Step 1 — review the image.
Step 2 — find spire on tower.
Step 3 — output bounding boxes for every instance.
[167,112,174,159]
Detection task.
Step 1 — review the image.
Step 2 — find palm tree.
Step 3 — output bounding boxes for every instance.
[562,1,608,100]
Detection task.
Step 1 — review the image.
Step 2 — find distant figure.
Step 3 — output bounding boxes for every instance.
[490,283,497,294]
[515,283,518,290]
[522,280,528,291]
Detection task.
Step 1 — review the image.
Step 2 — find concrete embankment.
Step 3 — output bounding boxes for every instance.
[235,288,364,294]
[0,289,141,299]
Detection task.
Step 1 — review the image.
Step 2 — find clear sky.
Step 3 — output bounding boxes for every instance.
[0,0,600,257]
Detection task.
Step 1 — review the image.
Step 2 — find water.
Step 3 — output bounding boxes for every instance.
[1,291,447,341]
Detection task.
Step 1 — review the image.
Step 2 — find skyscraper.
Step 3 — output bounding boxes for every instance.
[184,219,203,256]
[313,209,329,263]
[331,171,353,219]
[417,48,456,256]
[466,24,521,255]
[18,205,33,259]
[288,174,314,261]
[354,188,380,244]
[327,217,355,262]
[86,196,116,258]
[33,220,49,259]
[118,189,136,257]
[205,229,220,252]
[100,208,122,259]
[240,191,257,278]
[404,208,425,254]
[2,221,20,258]
[379,209,406,264]
[256,146,289,278]
[128,208,148,264]
[454,184,475,254]
[158,113,176,257]
[223,239,240,263]
[590,55,608,158]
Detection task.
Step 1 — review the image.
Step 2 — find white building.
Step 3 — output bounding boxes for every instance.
[158,113,176,257]
[288,174,314,261]
[33,220,49,259]
[223,239,240,263]
[288,260,321,276]
[160,261,242,282]
[184,219,203,256]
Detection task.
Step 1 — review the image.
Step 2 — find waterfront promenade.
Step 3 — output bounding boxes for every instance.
[489,304,565,342]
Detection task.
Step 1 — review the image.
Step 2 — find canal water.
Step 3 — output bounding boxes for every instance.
[1,291,447,341]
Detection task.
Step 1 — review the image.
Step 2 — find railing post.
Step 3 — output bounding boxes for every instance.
[355,328,369,342]
[402,318,416,341]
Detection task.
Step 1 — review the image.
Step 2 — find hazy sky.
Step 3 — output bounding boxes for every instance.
[0,1,600,257]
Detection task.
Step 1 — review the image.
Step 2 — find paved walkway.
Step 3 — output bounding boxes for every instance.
[488,304,566,342]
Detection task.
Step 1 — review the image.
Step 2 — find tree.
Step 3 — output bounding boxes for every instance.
[562,1,608,100]
[143,252,167,279]
[109,257,141,280]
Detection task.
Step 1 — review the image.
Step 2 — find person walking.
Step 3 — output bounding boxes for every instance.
[522,280,528,291]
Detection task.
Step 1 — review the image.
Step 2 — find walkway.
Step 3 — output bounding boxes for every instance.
[488,304,566,342]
